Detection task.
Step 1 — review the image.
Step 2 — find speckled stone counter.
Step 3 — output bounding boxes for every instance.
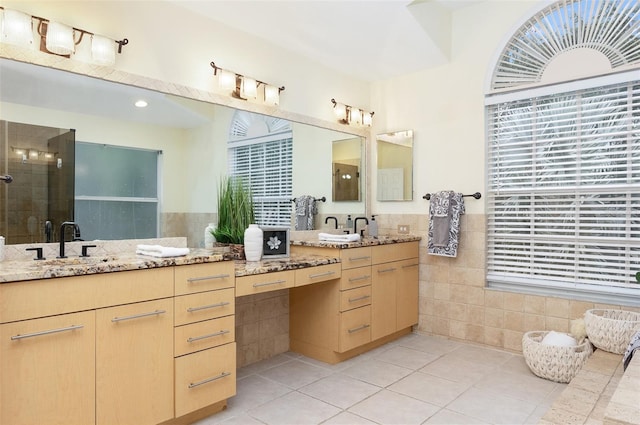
[235,254,341,277]
[0,248,232,283]
[290,234,421,249]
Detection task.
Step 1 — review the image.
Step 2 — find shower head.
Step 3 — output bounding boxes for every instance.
[0,175,13,184]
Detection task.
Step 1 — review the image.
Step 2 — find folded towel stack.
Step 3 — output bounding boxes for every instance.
[318,233,361,243]
[136,244,190,258]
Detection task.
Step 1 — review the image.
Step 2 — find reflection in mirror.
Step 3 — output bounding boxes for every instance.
[0,57,366,245]
[332,137,362,202]
[0,121,75,244]
[376,130,414,201]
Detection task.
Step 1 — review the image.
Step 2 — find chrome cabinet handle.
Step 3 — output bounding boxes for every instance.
[377,267,397,273]
[309,271,336,279]
[112,309,166,322]
[348,295,370,303]
[188,371,231,388]
[187,273,231,283]
[348,256,371,261]
[347,324,370,334]
[11,324,84,340]
[402,263,419,268]
[348,275,370,282]
[253,279,286,288]
[187,301,230,313]
[187,329,230,343]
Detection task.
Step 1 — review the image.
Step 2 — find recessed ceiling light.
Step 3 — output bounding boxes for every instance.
[134,100,148,108]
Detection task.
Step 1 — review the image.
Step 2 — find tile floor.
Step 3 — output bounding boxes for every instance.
[195,333,566,425]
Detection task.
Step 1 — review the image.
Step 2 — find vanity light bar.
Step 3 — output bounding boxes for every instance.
[0,6,128,65]
[210,61,284,105]
[331,99,374,127]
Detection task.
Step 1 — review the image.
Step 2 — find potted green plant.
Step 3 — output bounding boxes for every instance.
[212,176,255,257]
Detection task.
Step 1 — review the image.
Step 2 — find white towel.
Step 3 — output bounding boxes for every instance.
[136,245,190,258]
[318,233,361,243]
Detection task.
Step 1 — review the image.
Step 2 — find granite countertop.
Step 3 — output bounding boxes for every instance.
[0,248,341,283]
[235,254,340,277]
[0,248,231,283]
[290,234,421,249]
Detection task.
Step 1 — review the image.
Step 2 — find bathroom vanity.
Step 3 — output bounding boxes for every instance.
[289,237,420,364]
[0,237,417,425]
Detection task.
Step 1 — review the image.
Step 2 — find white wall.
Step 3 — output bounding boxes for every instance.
[370,1,543,215]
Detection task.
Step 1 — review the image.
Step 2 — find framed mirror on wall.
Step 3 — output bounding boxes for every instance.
[376,130,414,201]
[331,137,363,202]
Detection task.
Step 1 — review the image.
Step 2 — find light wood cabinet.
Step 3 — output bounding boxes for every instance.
[236,270,295,297]
[0,311,96,425]
[96,298,174,425]
[290,241,419,364]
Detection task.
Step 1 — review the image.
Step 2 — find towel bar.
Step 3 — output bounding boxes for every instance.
[422,192,481,200]
[291,196,326,202]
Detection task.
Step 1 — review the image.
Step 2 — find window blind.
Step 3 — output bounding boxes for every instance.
[229,137,293,227]
[486,80,640,294]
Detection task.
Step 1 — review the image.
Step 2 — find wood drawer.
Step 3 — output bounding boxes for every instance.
[235,270,294,297]
[340,247,372,270]
[0,268,173,324]
[338,305,371,353]
[174,315,235,357]
[372,241,419,265]
[175,262,235,296]
[339,285,371,312]
[339,266,372,291]
[294,263,341,287]
[174,342,236,417]
[174,288,235,326]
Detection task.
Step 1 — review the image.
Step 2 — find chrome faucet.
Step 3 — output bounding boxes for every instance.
[58,221,79,258]
[325,216,338,229]
[354,217,369,236]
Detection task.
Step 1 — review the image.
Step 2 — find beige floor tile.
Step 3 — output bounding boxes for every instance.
[474,370,562,403]
[388,371,470,407]
[396,333,464,355]
[447,387,538,424]
[419,355,494,385]
[298,373,381,409]
[348,389,441,424]
[247,391,340,425]
[342,358,413,387]
[424,408,490,424]
[258,359,332,389]
[321,411,377,425]
[373,345,440,370]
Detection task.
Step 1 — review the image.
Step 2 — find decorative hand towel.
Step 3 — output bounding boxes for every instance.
[428,191,465,257]
[318,233,361,243]
[623,331,640,371]
[294,195,317,231]
[136,245,190,258]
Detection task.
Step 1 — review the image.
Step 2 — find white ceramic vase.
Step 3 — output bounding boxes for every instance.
[204,223,216,249]
[244,224,263,261]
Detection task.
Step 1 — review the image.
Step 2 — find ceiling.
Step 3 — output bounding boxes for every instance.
[168,0,484,81]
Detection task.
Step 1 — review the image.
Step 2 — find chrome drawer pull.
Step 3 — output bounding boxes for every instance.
[402,263,419,268]
[112,309,166,322]
[187,329,230,343]
[253,279,286,288]
[377,267,397,273]
[188,371,231,388]
[11,324,84,340]
[187,301,230,313]
[309,271,336,279]
[347,324,370,334]
[348,256,371,261]
[348,295,370,303]
[348,275,370,282]
[187,273,231,283]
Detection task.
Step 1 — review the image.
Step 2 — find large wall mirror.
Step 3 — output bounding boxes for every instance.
[0,58,365,245]
[376,130,414,201]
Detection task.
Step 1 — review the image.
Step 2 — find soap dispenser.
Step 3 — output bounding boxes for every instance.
[369,215,378,238]
[345,215,353,233]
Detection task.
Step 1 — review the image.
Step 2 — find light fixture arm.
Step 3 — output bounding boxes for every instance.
[210,61,285,94]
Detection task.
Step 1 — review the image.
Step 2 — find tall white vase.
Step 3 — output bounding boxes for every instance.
[244,224,263,261]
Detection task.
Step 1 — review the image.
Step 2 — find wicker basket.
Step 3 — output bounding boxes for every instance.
[584,309,640,354]
[522,331,593,383]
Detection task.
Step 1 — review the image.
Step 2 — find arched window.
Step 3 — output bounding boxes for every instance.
[228,111,293,227]
[485,0,640,304]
